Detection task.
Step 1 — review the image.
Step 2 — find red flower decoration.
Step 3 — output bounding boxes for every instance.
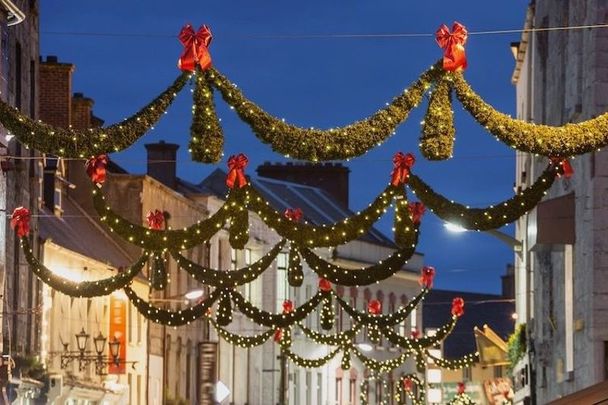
[367,299,382,315]
[177,24,213,72]
[410,328,420,339]
[10,207,30,238]
[419,266,436,289]
[390,152,415,186]
[226,154,249,189]
[318,278,332,292]
[85,155,108,185]
[408,202,425,225]
[273,329,283,343]
[146,209,165,230]
[452,297,465,318]
[284,208,303,222]
[282,300,294,314]
[550,157,574,178]
[457,382,466,395]
[436,22,468,72]
[403,378,413,391]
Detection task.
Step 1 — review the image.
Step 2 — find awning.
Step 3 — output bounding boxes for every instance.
[474,325,509,367]
[548,380,608,404]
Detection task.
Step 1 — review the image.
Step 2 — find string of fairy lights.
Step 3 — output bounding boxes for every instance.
[4,19,596,402]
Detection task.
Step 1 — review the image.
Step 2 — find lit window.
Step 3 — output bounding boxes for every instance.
[230,248,237,270]
[276,252,288,311]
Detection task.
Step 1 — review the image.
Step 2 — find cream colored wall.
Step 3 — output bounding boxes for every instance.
[41,241,148,404]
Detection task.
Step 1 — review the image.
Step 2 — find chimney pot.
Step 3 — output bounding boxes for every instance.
[46,55,58,63]
[145,141,179,189]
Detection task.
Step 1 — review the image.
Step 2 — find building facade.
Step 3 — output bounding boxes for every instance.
[512,1,608,403]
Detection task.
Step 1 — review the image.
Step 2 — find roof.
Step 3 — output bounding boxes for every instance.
[39,196,133,268]
[423,289,515,359]
[192,168,394,247]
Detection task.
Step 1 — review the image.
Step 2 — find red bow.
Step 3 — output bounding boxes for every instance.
[550,157,574,178]
[10,207,30,238]
[273,329,283,343]
[436,22,468,72]
[410,328,420,339]
[226,154,249,189]
[367,299,382,315]
[284,208,303,222]
[452,297,465,317]
[178,24,213,72]
[318,278,332,292]
[146,210,165,230]
[457,382,466,395]
[419,266,436,289]
[282,300,294,314]
[391,152,415,186]
[85,155,108,185]
[403,378,413,391]
[408,202,425,225]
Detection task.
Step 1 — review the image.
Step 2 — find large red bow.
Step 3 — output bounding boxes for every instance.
[452,297,465,317]
[403,378,413,391]
[391,152,415,186]
[178,24,213,72]
[226,154,249,189]
[318,278,332,292]
[284,208,303,222]
[282,300,294,314]
[85,155,108,185]
[10,207,30,238]
[273,328,283,343]
[550,157,574,178]
[436,22,468,72]
[419,266,436,289]
[146,209,165,230]
[408,202,425,225]
[457,382,466,395]
[368,299,382,315]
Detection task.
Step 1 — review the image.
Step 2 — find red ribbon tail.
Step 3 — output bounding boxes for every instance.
[226,170,237,189]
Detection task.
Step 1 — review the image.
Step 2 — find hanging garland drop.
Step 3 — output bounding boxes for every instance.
[149,252,169,290]
[420,76,456,160]
[320,294,335,330]
[190,69,224,163]
[216,289,234,326]
[287,245,304,287]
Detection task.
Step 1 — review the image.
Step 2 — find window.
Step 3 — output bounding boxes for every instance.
[494,366,503,378]
[186,341,192,399]
[305,286,312,328]
[137,312,142,343]
[137,375,142,405]
[335,377,343,405]
[29,59,35,118]
[349,378,357,405]
[15,41,21,110]
[294,372,299,405]
[276,252,288,311]
[128,302,133,343]
[375,380,382,403]
[317,373,323,405]
[564,244,574,375]
[245,248,252,265]
[230,248,237,270]
[410,308,417,329]
[463,366,472,382]
[306,372,312,405]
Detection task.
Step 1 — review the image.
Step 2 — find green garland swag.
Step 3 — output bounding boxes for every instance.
[190,70,224,163]
[171,240,286,287]
[352,345,412,373]
[208,63,443,161]
[395,374,425,405]
[287,245,304,287]
[124,286,220,326]
[447,393,477,405]
[424,349,479,370]
[407,163,558,230]
[381,315,457,351]
[0,73,188,158]
[451,72,608,157]
[230,290,328,328]
[208,318,275,348]
[20,237,147,297]
[420,76,456,160]
[93,188,233,251]
[299,241,418,286]
[335,287,429,327]
[298,323,362,346]
[246,185,404,247]
[282,346,341,368]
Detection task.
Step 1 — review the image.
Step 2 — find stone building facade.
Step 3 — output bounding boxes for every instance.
[512,1,608,403]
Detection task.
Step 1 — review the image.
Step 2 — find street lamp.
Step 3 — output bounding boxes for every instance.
[93,332,107,356]
[443,222,523,252]
[357,343,373,352]
[184,289,205,301]
[108,337,121,365]
[75,328,89,355]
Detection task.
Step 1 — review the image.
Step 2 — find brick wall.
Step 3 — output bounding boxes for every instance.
[39,56,73,128]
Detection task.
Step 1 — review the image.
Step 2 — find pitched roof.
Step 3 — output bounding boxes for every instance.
[423,289,515,359]
[191,168,394,247]
[38,196,134,268]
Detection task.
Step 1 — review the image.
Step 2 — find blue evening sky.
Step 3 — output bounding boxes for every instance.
[40,1,529,294]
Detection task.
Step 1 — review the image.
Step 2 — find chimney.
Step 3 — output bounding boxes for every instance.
[257,162,350,208]
[39,55,74,128]
[502,264,515,299]
[71,92,94,130]
[145,141,179,189]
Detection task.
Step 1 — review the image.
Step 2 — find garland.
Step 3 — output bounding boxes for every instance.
[171,240,286,287]
[352,345,412,373]
[298,324,363,346]
[420,76,456,160]
[424,350,479,370]
[451,72,608,157]
[0,73,188,157]
[208,63,443,161]
[447,393,476,405]
[208,319,274,348]
[395,374,426,405]
[124,286,220,326]
[190,69,224,163]
[282,346,341,368]
[381,315,457,351]
[20,237,147,297]
[407,163,558,230]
